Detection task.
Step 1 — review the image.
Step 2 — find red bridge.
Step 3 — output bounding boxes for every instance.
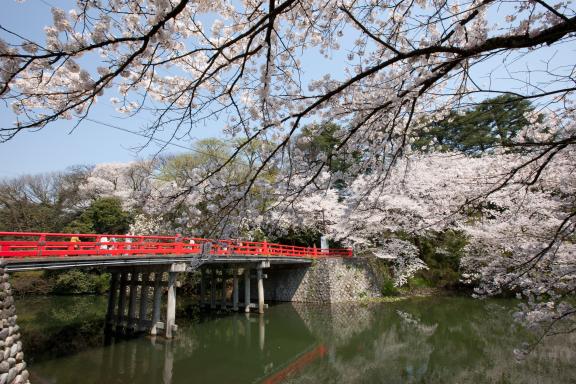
[0,231,352,271]
[0,231,353,339]
[0,231,351,259]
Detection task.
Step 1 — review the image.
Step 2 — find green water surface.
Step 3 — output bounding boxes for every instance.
[15,295,576,383]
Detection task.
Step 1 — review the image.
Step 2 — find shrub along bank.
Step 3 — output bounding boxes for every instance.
[11,269,110,296]
[371,229,470,297]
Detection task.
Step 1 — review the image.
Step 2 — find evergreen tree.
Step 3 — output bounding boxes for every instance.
[66,197,132,234]
[414,95,539,155]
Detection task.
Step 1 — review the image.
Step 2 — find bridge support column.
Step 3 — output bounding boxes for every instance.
[117,272,128,328]
[232,268,239,311]
[165,263,185,338]
[257,266,265,314]
[106,272,119,325]
[200,268,206,307]
[166,272,177,339]
[244,267,251,313]
[210,269,216,309]
[106,264,188,338]
[127,271,139,331]
[150,271,163,336]
[138,272,150,332]
[221,269,227,310]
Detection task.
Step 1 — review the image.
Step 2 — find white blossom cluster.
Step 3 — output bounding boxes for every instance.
[383,238,428,287]
[2,0,574,149]
[1,0,575,338]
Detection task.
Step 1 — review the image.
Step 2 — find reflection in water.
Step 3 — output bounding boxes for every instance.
[262,344,327,384]
[15,295,576,384]
[290,298,576,384]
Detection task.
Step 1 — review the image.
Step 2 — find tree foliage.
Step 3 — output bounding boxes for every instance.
[412,230,469,289]
[49,269,110,295]
[296,122,362,189]
[1,0,573,202]
[0,0,575,338]
[66,197,133,234]
[413,95,541,154]
[0,168,89,232]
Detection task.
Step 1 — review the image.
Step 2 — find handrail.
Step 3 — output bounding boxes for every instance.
[0,232,353,259]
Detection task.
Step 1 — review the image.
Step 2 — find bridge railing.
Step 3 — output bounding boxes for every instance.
[0,232,352,259]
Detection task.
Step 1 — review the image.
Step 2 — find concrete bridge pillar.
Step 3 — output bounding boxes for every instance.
[244,267,251,313]
[210,268,216,309]
[117,272,128,328]
[220,269,227,310]
[106,263,185,339]
[151,271,163,336]
[200,268,207,307]
[127,272,139,331]
[165,263,185,339]
[232,268,239,311]
[257,266,265,314]
[138,273,150,332]
[106,272,119,326]
[234,261,269,314]
[165,272,177,339]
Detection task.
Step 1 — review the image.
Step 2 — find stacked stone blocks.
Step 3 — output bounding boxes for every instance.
[265,258,382,303]
[0,265,29,384]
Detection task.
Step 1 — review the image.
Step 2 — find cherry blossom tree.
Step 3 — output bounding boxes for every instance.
[1,0,574,215]
[78,142,279,237]
[1,0,575,338]
[1,0,574,178]
[297,119,573,338]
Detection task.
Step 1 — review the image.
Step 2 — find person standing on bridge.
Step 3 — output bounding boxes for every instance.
[70,236,80,250]
[100,236,109,250]
[109,237,117,250]
[124,236,132,255]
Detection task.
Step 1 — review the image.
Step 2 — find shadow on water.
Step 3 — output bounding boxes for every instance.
[15,295,576,384]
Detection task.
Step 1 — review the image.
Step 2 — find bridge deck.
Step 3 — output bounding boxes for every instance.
[0,232,351,271]
[2,254,312,271]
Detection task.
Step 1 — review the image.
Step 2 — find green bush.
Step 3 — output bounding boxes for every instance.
[413,229,468,289]
[407,276,433,289]
[92,273,111,294]
[368,258,400,296]
[380,229,468,290]
[51,270,110,295]
[380,278,400,296]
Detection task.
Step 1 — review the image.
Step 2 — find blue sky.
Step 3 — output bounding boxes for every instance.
[0,0,223,177]
[0,0,343,177]
[1,0,574,178]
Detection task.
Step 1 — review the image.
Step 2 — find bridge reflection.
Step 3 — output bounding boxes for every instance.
[24,299,326,384]
[21,296,574,384]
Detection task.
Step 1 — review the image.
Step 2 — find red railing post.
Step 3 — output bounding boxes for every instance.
[312,244,317,258]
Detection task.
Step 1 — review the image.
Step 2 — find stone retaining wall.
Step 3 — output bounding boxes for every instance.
[265,258,382,303]
[0,265,29,384]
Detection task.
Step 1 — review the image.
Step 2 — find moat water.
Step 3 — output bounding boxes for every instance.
[16,295,576,383]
